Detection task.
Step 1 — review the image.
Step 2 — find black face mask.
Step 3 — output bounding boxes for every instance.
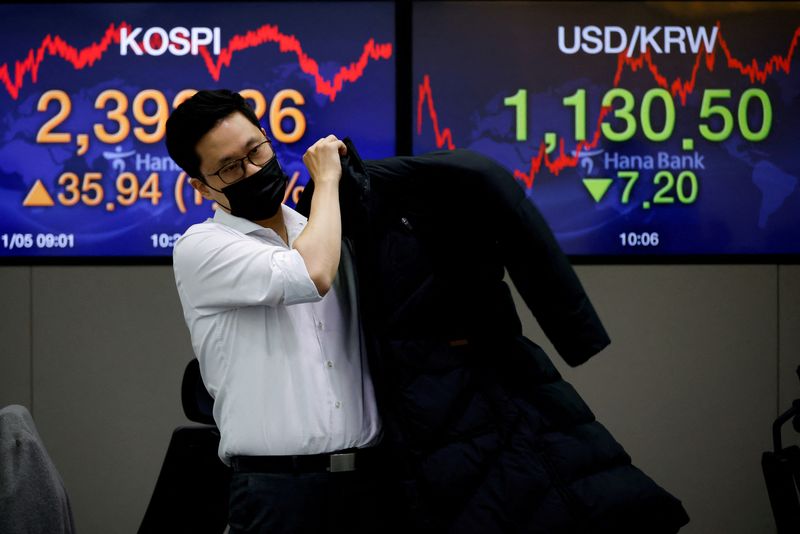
[209,157,288,221]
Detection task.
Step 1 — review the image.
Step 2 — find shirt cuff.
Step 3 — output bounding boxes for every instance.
[271,248,322,305]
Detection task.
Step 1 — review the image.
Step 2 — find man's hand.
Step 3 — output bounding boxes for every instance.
[302,135,347,185]
[293,135,346,296]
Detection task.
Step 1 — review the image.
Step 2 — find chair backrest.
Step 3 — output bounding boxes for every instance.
[0,405,76,533]
[181,359,216,425]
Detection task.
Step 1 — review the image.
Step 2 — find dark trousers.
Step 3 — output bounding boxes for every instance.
[227,468,384,534]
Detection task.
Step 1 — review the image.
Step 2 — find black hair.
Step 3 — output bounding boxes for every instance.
[165,89,261,180]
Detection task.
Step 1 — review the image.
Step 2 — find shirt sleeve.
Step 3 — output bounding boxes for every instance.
[173,225,321,316]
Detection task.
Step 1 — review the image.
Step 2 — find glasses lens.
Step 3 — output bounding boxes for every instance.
[218,162,243,184]
[215,140,271,184]
[249,141,272,166]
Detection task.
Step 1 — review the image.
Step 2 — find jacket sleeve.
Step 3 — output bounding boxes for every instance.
[485,156,611,366]
[364,148,610,366]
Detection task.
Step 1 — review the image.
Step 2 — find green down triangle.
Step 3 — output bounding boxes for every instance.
[582,178,613,203]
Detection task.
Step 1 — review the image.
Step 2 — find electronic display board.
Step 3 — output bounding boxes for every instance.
[0,2,395,258]
[413,1,800,257]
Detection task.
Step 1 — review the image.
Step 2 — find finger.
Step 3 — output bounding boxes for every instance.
[336,140,347,156]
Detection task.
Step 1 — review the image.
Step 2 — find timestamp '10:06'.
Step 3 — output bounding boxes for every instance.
[619,232,660,247]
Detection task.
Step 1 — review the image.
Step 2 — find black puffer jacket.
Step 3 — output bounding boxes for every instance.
[299,141,689,533]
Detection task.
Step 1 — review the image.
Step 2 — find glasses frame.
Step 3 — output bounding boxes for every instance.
[204,138,274,185]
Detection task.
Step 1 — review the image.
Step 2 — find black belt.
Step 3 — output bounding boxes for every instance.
[230,447,379,474]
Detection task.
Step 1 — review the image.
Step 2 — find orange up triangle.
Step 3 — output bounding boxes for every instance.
[22,179,55,207]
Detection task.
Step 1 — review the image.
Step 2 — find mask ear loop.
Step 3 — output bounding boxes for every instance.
[199,180,232,212]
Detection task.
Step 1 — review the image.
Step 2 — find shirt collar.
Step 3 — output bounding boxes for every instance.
[212,204,307,245]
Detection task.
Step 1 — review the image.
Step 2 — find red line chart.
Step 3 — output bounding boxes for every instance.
[416,74,455,150]
[416,22,800,189]
[0,22,393,102]
[0,22,130,100]
[197,26,392,102]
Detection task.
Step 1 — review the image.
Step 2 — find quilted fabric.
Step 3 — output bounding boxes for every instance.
[298,142,690,533]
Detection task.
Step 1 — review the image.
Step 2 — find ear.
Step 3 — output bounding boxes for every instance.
[189,177,214,201]
[261,127,268,139]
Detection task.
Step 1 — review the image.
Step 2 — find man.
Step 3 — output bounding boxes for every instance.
[165,89,382,533]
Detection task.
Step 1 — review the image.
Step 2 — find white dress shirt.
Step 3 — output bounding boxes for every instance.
[173,205,381,464]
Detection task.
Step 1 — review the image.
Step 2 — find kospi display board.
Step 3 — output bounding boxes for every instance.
[0,2,395,258]
[414,2,800,257]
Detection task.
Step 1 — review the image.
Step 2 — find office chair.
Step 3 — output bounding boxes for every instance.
[139,359,231,533]
[763,365,800,533]
[0,404,76,533]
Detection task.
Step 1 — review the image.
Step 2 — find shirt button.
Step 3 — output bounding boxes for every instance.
[326,361,334,368]
[335,401,341,408]
[317,320,324,330]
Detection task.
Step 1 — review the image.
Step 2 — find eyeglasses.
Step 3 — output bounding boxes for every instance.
[205,138,274,184]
